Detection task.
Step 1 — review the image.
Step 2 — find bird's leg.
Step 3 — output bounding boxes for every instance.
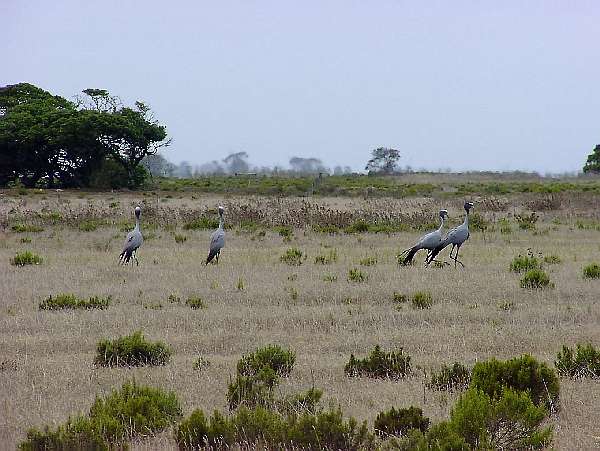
[135,254,139,266]
[215,252,219,264]
[454,246,465,268]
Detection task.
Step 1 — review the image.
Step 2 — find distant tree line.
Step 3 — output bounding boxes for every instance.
[0,83,169,188]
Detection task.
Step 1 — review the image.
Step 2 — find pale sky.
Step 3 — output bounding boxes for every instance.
[3,1,599,173]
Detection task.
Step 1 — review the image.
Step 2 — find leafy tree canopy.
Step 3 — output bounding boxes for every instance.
[365,147,401,175]
[583,144,600,174]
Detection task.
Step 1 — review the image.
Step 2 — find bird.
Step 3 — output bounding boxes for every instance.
[426,201,474,268]
[206,205,225,264]
[399,209,449,265]
[119,206,143,266]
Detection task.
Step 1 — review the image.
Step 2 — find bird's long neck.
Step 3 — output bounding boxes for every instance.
[218,213,224,230]
[135,215,140,231]
[437,216,445,232]
[463,210,469,227]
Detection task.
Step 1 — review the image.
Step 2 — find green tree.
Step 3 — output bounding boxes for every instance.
[583,144,600,173]
[365,147,401,174]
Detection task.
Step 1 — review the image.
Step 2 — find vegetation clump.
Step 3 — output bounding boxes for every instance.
[95,331,172,367]
[11,223,44,233]
[347,267,367,282]
[555,343,600,378]
[345,345,411,379]
[185,296,206,309]
[314,248,337,264]
[39,294,111,310]
[237,344,296,378]
[11,251,43,266]
[374,406,430,437]
[583,263,600,279]
[183,217,219,230]
[411,291,433,309]
[543,254,561,265]
[280,247,305,265]
[509,253,541,273]
[174,233,187,243]
[359,256,377,266]
[520,269,553,289]
[427,362,471,392]
[515,212,538,230]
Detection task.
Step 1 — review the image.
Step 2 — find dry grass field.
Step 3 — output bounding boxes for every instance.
[1,189,600,449]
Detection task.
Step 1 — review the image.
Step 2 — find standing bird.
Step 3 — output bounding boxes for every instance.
[427,201,474,268]
[119,206,143,266]
[399,209,449,265]
[206,205,225,264]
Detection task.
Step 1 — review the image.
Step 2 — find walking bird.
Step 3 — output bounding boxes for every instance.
[119,206,143,265]
[206,206,225,264]
[426,201,474,268]
[399,209,448,265]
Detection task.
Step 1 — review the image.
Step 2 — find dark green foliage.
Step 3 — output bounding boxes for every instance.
[520,269,553,289]
[39,294,111,311]
[365,147,401,174]
[78,220,101,232]
[95,331,171,367]
[280,247,305,265]
[470,355,559,410]
[583,263,600,279]
[183,216,219,230]
[19,416,108,451]
[237,344,296,378]
[583,144,600,173]
[275,225,293,240]
[11,251,42,266]
[392,292,408,304]
[11,223,44,233]
[515,212,538,230]
[449,388,552,450]
[428,362,471,392]
[345,345,411,379]
[411,291,433,309]
[543,254,561,264]
[185,296,206,309]
[277,387,323,415]
[469,212,489,233]
[510,254,541,273]
[555,343,600,378]
[374,406,430,437]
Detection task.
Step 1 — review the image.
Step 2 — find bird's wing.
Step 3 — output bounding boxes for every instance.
[209,229,225,252]
[122,230,142,252]
[419,229,442,249]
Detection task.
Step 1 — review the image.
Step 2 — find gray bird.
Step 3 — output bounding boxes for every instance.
[119,206,143,266]
[427,201,474,268]
[206,206,225,264]
[399,209,449,265]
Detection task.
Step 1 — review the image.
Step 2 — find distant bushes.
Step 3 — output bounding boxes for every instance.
[11,251,43,266]
[11,223,44,233]
[345,345,411,379]
[374,406,429,437]
[20,381,181,449]
[427,362,471,392]
[183,217,219,230]
[39,294,111,311]
[95,331,171,367]
[555,343,600,378]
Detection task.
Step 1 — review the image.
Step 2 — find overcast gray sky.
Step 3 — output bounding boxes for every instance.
[3,1,599,173]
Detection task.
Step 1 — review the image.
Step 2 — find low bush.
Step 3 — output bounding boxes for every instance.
[509,254,541,273]
[374,406,430,437]
[11,224,44,233]
[280,247,305,265]
[520,269,553,289]
[185,296,206,309]
[515,212,538,230]
[345,345,411,379]
[427,362,471,391]
[583,263,600,279]
[392,292,407,305]
[543,254,561,265]
[78,220,100,232]
[555,343,600,378]
[174,233,187,243]
[227,372,277,410]
[39,294,111,311]
[237,344,296,378]
[359,256,377,266]
[314,249,338,264]
[275,226,293,241]
[322,273,338,282]
[19,416,108,451]
[11,251,43,266]
[347,267,367,282]
[470,354,559,410]
[183,217,219,230]
[95,331,172,367]
[277,387,323,415]
[411,291,433,309]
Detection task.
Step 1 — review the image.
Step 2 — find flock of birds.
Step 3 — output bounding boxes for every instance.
[118,201,475,268]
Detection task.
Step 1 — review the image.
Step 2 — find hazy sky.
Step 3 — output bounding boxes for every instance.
[3,1,599,173]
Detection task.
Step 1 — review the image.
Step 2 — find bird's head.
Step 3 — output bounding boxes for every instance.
[134,206,141,218]
[439,209,449,219]
[218,205,225,216]
[464,201,474,212]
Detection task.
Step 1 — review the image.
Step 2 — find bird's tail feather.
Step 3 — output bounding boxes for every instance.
[119,249,133,265]
[206,249,218,265]
[399,247,418,265]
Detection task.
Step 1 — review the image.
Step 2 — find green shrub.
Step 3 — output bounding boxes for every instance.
[39,294,111,311]
[345,345,411,379]
[470,355,559,410]
[78,220,100,232]
[167,294,181,304]
[555,343,600,378]
[227,371,277,410]
[427,362,471,392]
[237,344,296,378]
[509,254,541,273]
[185,296,206,309]
[347,267,367,282]
[20,237,32,243]
[520,269,553,289]
[312,224,341,234]
[19,416,108,451]
[174,233,187,243]
[95,331,172,367]
[314,249,338,264]
[392,292,407,305]
[11,224,44,233]
[193,357,210,371]
[374,406,430,437]
[183,217,219,230]
[345,220,370,233]
[449,388,552,450]
[359,256,377,266]
[11,251,43,266]
[411,291,433,309]
[277,387,323,415]
[498,218,512,235]
[275,226,293,241]
[583,263,600,279]
[280,247,305,265]
[88,381,182,443]
[515,212,538,230]
[543,254,561,264]
[322,273,338,282]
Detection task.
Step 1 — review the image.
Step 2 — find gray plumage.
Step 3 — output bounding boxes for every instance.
[427,202,474,267]
[399,209,448,265]
[206,206,225,264]
[119,206,143,265]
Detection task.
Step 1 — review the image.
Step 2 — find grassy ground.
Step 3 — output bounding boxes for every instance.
[1,190,600,449]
